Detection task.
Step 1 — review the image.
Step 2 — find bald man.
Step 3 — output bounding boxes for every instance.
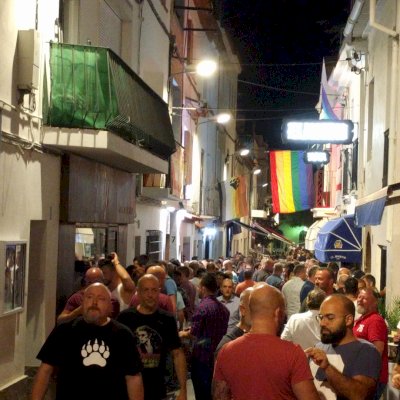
[306,294,381,400]
[128,265,173,313]
[32,283,144,400]
[117,275,187,400]
[57,267,120,324]
[213,284,319,400]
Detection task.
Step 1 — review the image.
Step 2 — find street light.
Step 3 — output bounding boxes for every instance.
[170,59,218,81]
[239,148,250,156]
[253,168,261,175]
[216,112,231,124]
[195,59,217,77]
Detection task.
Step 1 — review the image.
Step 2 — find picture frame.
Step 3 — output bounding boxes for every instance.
[1,241,26,315]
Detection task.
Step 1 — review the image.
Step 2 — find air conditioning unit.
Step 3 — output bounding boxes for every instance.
[17,30,40,91]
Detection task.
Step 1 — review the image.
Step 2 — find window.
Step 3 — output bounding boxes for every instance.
[174,0,185,27]
[135,236,141,258]
[171,82,182,142]
[146,230,162,261]
[351,139,358,190]
[383,130,389,187]
[367,79,374,161]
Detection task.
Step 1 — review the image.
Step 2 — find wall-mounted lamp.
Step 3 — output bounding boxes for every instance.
[198,112,232,128]
[253,168,262,175]
[195,59,217,77]
[216,112,231,124]
[170,59,218,81]
[225,147,251,164]
[262,182,268,187]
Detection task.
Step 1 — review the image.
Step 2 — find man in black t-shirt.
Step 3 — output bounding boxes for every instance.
[31,283,144,400]
[117,274,187,400]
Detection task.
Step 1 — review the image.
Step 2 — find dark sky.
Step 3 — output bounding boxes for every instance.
[219,0,351,149]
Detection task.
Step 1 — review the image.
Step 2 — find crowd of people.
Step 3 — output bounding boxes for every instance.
[30,249,400,400]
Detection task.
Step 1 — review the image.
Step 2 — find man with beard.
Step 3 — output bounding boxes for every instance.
[213,284,319,400]
[354,288,388,400]
[306,294,381,400]
[31,283,144,400]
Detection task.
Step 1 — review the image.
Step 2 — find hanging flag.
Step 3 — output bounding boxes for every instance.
[270,150,314,213]
[220,176,249,221]
[317,58,342,120]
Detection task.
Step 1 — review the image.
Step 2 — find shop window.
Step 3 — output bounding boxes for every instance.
[75,226,118,263]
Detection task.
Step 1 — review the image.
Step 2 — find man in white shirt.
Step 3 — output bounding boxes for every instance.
[217,278,240,331]
[281,288,326,349]
[281,264,306,319]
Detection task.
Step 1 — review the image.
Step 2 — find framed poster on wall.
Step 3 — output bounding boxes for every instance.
[1,241,26,315]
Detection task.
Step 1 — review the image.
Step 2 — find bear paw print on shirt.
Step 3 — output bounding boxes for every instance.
[81,339,110,367]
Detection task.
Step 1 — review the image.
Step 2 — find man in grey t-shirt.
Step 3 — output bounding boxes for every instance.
[306,294,381,400]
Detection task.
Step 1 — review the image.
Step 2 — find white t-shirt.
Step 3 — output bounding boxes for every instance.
[111,282,131,312]
[281,309,320,350]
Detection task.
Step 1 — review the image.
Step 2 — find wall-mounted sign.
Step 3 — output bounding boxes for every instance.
[282,120,354,144]
[304,150,330,165]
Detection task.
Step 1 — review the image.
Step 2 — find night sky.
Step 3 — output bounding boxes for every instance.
[219,0,351,149]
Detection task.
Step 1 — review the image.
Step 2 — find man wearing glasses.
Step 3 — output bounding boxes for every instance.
[306,294,381,400]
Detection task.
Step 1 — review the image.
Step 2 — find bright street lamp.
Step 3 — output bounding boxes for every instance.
[239,148,250,156]
[253,168,261,175]
[216,113,231,124]
[195,59,218,77]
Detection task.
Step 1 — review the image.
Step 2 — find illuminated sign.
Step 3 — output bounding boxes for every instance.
[304,151,330,165]
[282,120,354,144]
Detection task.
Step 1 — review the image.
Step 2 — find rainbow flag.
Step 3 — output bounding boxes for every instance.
[270,151,314,213]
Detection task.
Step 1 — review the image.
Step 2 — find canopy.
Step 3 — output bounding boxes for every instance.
[231,220,293,246]
[314,215,362,263]
[354,187,387,227]
[305,218,328,251]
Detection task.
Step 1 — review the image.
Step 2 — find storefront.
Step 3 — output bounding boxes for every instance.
[57,154,136,306]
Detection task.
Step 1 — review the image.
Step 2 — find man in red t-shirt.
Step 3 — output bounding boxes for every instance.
[235,270,255,296]
[213,284,319,400]
[353,288,388,400]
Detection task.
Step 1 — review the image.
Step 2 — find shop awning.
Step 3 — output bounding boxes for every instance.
[231,220,293,246]
[354,187,388,227]
[305,218,328,251]
[253,222,294,245]
[314,215,362,263]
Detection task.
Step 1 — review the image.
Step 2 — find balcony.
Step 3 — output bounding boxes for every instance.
[42,43,176,174]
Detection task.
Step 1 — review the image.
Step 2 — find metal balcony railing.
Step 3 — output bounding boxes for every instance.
[44,43,176,160]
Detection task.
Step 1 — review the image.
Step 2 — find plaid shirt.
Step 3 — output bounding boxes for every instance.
[191,295,229,366]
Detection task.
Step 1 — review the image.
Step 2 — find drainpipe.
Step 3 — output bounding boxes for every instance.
[369,0,398,38]
[343,0,365,38]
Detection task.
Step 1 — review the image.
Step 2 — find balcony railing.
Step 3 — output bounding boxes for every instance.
[44,43,176,160]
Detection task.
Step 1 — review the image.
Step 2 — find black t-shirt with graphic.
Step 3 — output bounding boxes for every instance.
[117,308,181,400]
[37,317,143,400]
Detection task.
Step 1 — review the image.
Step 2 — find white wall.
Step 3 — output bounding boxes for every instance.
[139,1,171,101]
[0,0,61,386]
[0,143,60,384]
[359,0,400,300]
